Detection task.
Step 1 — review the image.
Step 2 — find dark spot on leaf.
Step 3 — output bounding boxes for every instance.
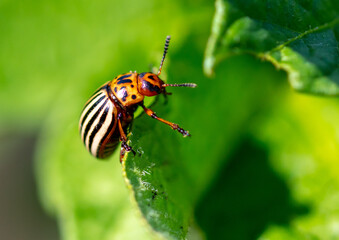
[152,190,158,200]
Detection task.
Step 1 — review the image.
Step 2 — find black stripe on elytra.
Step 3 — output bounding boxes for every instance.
[102,142,119,157]
[88,105,109,152]
[97,109,117,157]
[143,80,161,93]
[103,145,116,153]
[82,90,104,112]
[80,94,106,128]
[83,99,108,143]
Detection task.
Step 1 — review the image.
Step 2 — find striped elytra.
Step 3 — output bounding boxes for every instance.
[79,36,197,162]
[79,84,118,159]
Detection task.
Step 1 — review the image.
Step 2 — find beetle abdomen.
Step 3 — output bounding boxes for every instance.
[79,84,119,158]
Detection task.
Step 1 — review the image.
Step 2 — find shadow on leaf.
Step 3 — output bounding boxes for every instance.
[194,136,309,240]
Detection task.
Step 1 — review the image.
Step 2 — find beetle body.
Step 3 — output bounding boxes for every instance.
[79,82,134,159]
[79,36,197,162]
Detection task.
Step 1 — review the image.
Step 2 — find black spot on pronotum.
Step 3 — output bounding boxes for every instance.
[121,91,128,102]
[139,72,146,78]
[132,94,136,99]
[117,74,133,85]
[117,74,132,81]
[117,79,132,85]
[142,80,161,93]
[148,75,155,80]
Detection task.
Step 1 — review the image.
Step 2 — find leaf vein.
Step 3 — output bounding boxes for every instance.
[269,17,339,53]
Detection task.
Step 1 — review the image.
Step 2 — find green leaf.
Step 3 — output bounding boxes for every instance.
[194,136,308,240]
[250,92,339,239]
[194,88,339,239]
[204,0,339,95]
[33,1,215,240]
[123,34,283,239]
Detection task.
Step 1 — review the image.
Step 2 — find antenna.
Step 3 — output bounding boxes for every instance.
[162,83,197,88]
[157,35,171,76]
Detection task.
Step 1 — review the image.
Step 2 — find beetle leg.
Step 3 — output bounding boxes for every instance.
[119,147,125,163]
[117,114,128,142]
[140,104,190,137]
[117,113,135,163]
[162,89,172,104]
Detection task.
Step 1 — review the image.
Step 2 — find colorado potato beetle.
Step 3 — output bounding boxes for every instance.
[79,36,196,162]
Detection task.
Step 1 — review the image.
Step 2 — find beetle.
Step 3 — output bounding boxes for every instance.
[79,36,196,162]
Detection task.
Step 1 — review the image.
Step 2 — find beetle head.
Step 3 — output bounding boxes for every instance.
[137,72,164,96]
[137,36,197,97]
[137,72,197,97]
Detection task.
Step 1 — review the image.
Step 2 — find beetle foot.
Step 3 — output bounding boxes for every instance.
[173,124,191,137]
[120,141,136,163]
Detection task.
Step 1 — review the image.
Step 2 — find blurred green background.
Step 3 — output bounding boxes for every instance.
[1,0,339,239]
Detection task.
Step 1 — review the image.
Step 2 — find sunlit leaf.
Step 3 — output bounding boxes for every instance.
[204,0,339,95]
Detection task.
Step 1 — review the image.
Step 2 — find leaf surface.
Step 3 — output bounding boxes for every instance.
[204,0,339,95]
[123,37,282,239]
